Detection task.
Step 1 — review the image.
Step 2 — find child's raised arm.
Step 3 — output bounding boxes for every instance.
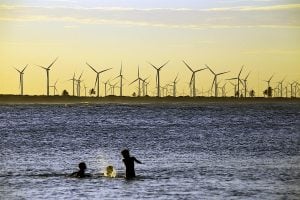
[133,157,142,164]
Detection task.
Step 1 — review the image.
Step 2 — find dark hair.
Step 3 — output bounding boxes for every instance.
[79,162,87,170]
[121,149,130,157]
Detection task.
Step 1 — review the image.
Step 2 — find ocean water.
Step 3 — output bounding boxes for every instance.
[0,102,299,200]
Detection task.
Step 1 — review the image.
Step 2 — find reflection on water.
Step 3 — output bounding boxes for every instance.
[1,102,300,199]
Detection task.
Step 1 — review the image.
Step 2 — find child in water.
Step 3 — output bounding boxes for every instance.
[70,162,90,178]
[121,149,142,179]
[104,165,116,178]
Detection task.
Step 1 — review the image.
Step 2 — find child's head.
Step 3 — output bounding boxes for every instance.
[106,165,113,175]
[78,162,87,171]
[105,165,116,177]
[121,149,130,158]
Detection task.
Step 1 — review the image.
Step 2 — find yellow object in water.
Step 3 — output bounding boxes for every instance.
[104,165,117,178]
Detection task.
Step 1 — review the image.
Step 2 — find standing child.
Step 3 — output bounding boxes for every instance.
[121,149,142,179]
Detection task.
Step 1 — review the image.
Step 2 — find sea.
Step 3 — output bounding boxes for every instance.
[0,101,299,200]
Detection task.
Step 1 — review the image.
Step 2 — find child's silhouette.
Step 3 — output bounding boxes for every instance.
[121,149,142,179]
[70,162,90,178]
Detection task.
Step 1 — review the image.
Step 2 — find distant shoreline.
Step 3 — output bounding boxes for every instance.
[0,95,299,104]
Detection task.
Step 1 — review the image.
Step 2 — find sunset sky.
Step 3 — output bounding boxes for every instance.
[0,0,299,96]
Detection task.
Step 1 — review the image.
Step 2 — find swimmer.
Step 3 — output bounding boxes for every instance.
[70,162,91,178]
[104,165,116,178]
[121,149,142,179]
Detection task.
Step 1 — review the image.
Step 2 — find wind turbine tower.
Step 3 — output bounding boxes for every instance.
[86,62,112,97]
[50,80,58,96]
[206,65,230,97]
[227,66,244,97]
[183,61,206,97]
[148,61,169,97]
[172,73,179,97]
[77,72,83,97]
[113,62,125,96]
[69,73,76,96]
[242,72,251,98]
[129,66,143,96]
[14,64,28,95]
[37,57,58,96]
[278,78,285,97]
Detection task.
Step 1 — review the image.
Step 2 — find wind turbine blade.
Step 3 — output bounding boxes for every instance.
[78,71,83,80]
[211,77,216,91]
[73,72,76,79]
[245,72,251,80]
[195,68,206,73]
[269,74,274,82]
[205,64,215,75]
[239,79,244,86]
[144,76,150,81]
[174,73,179,82]
[217,71,230,76]
[47,57,58,69]
[86,62,98,73]
[148,62,158,70]
[189,74,194,86]
[238,65,244,77]
[226,78,237,80]
[14,67,21,73]
[36,65,48,70]
[99,68,112,74]
[182,60,194,72]
[93,76,98,89]
[159,60,169,70]
[21,64,28,73]
[129,78,139,85]
[112,75,120,81]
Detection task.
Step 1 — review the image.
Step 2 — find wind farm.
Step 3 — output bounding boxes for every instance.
[1,59,299,104]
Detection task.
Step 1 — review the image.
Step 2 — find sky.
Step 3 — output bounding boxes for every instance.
[0,0,299,96]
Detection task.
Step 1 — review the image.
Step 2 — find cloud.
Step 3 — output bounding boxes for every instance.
[1,15,299,30]
[1,3,300,12]
[0,3,299,29]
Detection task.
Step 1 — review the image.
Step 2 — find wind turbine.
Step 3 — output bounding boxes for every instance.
[277,77,285,98]
[221,83,227,97]
[183,61,206,97]
[145,81,150,96]
[242,72,251,98]
[69,73,76,96]
[103,79,110,97]
[109,82,118,95]
[148,61,169,97]
[264,75,274,89]
[129,66,143,97]
[14,64,28,95]
[141,76,150,96]
[113,62,125,96]
[77,72,83,97]
[229,81,237,97]
[50,80,58,96]
[83,84,88,97]
[226,66,244,98]
[172,73,179,97]
[86,62,112,97]
[37,57,58,96]
[206,65,230,97]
